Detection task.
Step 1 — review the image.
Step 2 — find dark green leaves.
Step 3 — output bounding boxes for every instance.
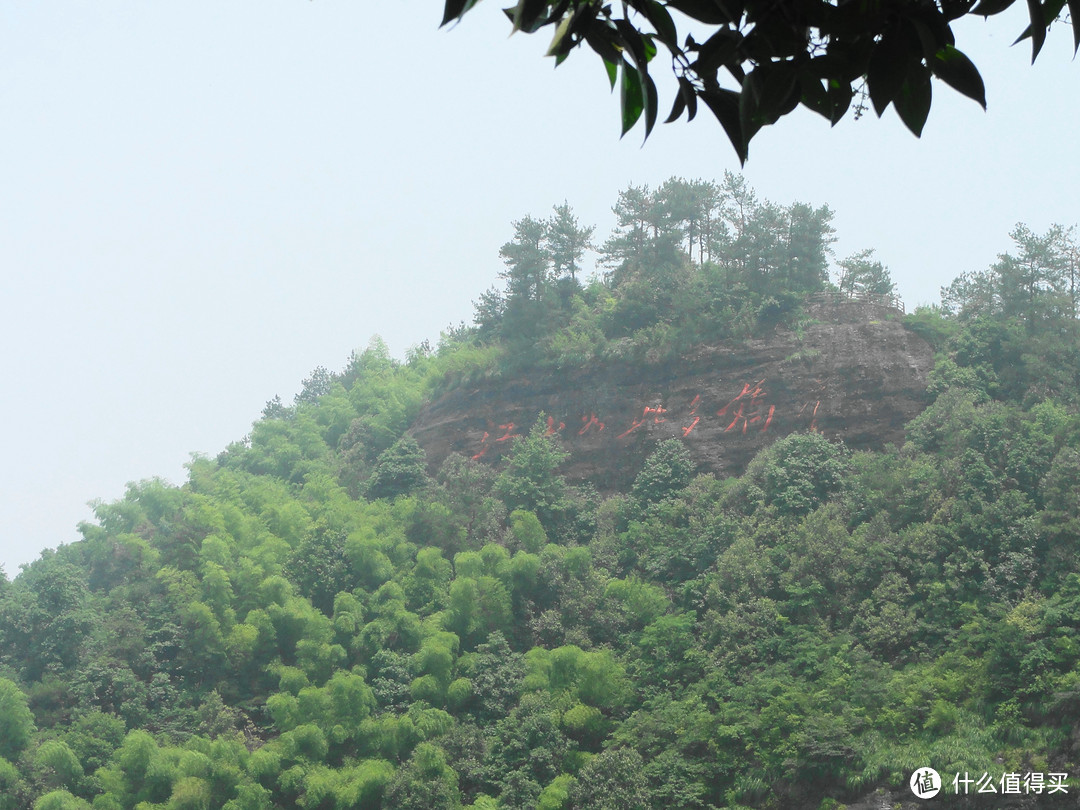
[642,0,679,50]
[739,63,799,144]
[440,0,481,27]
[620,61,646,136]
[1024,0,1049,60]
[801,78,853,127]
[867,30,912,118]
[618,60,659,139]
[972,0,1016,15]
[894,65,933,136]
[442,0,1067,160]
[665,76,698,123]
[700,88,746,163]
[1013,0,1071,60]
[1071,0,1080,52]
[509,0,554,34]
[931,45,987,109]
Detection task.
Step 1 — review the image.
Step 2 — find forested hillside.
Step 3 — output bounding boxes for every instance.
[3,178,1080,810]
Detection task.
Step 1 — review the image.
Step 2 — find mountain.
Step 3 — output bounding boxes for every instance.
[3,196,1080,810]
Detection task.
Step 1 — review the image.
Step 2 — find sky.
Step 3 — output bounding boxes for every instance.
[0,1,1077,575]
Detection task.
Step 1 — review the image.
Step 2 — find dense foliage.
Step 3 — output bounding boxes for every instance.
[1,187,1079,809]
[444,0,1079,160]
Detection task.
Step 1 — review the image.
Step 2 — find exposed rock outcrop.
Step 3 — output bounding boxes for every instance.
[411,300,933,489]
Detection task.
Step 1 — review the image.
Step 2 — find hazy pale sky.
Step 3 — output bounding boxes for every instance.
[1,2,1076,574]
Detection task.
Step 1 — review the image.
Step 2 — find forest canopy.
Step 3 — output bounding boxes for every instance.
[1,176,1079,809]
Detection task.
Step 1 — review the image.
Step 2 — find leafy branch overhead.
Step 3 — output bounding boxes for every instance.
[442,0,1078,162]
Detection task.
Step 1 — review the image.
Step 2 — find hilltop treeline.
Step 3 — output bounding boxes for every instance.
[461,173,891,371]
[1,183,1080,810]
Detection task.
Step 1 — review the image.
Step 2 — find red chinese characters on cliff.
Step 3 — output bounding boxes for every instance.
[469,379,815,457]
[716,379,775,434]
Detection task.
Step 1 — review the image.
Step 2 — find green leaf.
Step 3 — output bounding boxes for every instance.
[1013,0,1067,59]
[931,45,986,108]
[547,1,593,58]
[894,64,933,136]
[700,88,746,164]
[512,0,551,34]
[738,64,797,143]
[643,35,659,63]
[867,31,912,117]
[643,0,680,50]
[666,0,737,24]
[976,0,1015,12]
[800,77,830,119]
[614,18,650,68]
[825,79,853,126]
[441,0,480,27]
[664,88,687,124]
[693,28,741,75]
[620,60,645,136]
[1070,0,1080,51]
[972,0,1015,14]
[906,16,949,61]
[682,77,698,121]
[604,58,618,90]
[586,24,624,69]
[546,13,575,57]
[1024,0,1048,60]
[675,75,698,122]
[643,70,659,138]
[739,71,764,143]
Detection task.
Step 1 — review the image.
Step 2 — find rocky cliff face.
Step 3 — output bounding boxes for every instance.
[411,300,934,489]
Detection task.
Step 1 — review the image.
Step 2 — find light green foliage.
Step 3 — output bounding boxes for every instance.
[509,510,547,553]
[336,760,395,809]
[0,678,34,762]
[604,577,669,630]
[367,435,430,501]
[560,702,605,744]
[221,783,273,810]
[628,613,703,693]
[524,646,629,711]
[167,776,211,810]
[0,758,24,810]
[446,678,473,711]
[31,740,84,792]
[446,576,512,649]
[403,547,453,614]
[494,418,570,529]
[246,746,282,786]
[356,584,423,660]
[325,669,376,730]
[281,724,328,763]
[244,413,329,483]
[344,527,394,591]
[32,792,91,810]
[536,774,575,810]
